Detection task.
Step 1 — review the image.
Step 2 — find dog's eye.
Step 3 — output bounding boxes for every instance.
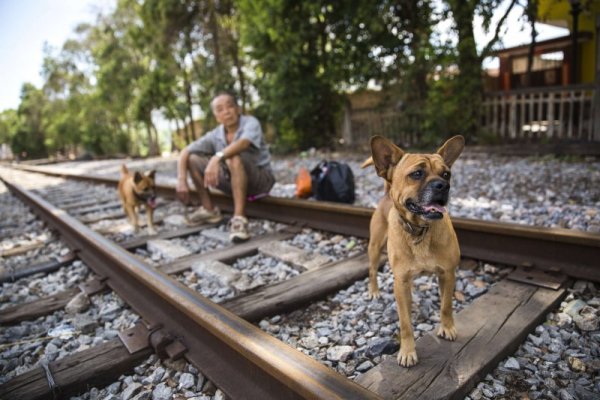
[409,170,423,180]
[441,171,451,180]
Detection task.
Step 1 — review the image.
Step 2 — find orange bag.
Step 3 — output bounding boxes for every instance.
[295,167,312,198]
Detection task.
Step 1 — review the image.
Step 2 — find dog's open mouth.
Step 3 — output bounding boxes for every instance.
[147,196,157,209]
[406,199,446,220]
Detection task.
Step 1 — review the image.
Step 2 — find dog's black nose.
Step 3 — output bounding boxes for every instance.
[430,179,449,192]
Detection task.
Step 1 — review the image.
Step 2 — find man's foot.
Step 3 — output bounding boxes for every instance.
[187,206,223,224]
[229,216,250,243]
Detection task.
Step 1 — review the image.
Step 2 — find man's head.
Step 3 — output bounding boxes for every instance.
[211,92,240,128]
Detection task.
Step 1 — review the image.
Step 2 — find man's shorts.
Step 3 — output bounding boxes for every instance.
[188,152,275,196]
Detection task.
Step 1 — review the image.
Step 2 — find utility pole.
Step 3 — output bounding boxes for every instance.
[569,0,581,85]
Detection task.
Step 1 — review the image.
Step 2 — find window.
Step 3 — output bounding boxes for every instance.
[512,51,564,74]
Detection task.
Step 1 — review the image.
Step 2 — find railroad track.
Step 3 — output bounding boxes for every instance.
[0,164,599,400]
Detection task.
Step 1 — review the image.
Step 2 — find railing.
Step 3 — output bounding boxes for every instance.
[482,84,598,142]
[347,109,417,146]
[342,84,599,147]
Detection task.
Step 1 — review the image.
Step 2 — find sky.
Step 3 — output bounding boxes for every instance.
[0,0,569,113]
[471,0,569,69]
[0,0,115,111]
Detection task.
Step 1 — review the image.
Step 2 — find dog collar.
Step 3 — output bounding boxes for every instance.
[398,214,429,244]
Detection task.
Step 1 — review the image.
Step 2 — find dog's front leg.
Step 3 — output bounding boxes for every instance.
[125,205,140,233]
[437,267,457,341]
[367,206,388,299]
[367,235,386,299]
[145,205,157,235]
[394,272,418,367]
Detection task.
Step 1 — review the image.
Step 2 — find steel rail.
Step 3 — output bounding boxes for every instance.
[0,174,380,399]
[8,164,600,282]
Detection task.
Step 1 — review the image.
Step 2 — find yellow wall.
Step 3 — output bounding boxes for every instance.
[538,0,599,83]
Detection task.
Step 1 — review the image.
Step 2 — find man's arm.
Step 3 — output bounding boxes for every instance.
[220,138,252,159]
[203,138,252,188]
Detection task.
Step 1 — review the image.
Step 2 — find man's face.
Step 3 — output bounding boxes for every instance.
[212,95,240,128]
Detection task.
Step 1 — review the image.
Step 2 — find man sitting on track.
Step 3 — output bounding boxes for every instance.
[176,91,275,243]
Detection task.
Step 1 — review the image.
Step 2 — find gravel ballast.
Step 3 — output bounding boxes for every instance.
[0,151,598,399]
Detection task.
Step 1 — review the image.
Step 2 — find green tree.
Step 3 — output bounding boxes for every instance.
[87,8,143,155]
[13,84,48,159]
[0,109,19,145]
[42,39,89,155]
[239,0,395,150]
[372,1,439,145]
[139,0,203,143]
[445,0,518,140]
[4,0,529,157]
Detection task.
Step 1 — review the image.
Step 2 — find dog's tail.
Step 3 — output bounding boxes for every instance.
[360,157,373,169]
[361,156,390,193]
[121,164,129,176]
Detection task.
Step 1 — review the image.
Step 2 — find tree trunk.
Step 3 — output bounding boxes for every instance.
[450,0,483,140]
[407,9,430,136]
[144,122,157,156]
[111,120,123,154]
[182,67,196,142]
[208,2,222,87]
[173,117,182,151]
[525,1,538,87]
[151,122,160,156]
[125,122,137,156]
[230,37,247,113]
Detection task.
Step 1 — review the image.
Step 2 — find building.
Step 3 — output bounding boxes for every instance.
[482,0,600,143]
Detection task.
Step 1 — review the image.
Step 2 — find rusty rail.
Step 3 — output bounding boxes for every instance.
[0,173,380,400]
[9,164,600,282]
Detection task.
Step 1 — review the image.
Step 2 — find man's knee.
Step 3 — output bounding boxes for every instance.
[225,155,244,172]
[188,153,209,172]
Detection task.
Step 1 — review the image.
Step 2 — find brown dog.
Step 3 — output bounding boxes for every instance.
[364,135,464,367]
[118,165,157,235]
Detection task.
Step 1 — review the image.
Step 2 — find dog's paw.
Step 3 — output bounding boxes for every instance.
[397,350,418,367]
[437,325,457,341]
[368,288,381,299]
[147,227,157,235]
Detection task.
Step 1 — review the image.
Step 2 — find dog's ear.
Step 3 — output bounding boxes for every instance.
[436,135,464,167]
[370,136,404,182]
[147,170,156,180]
[134,171,143,184]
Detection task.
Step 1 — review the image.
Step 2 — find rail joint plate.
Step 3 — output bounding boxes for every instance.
[118,323,152,354]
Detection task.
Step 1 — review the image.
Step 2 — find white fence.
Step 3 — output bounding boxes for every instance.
[482,84,599,142]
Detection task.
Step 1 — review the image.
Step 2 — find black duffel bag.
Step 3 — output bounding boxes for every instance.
[310,160,355,204]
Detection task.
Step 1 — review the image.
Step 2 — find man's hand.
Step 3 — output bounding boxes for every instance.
[204,156,220,188]
[176,178,190,204]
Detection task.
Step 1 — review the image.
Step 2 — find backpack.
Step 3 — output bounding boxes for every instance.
[310,160,356,204]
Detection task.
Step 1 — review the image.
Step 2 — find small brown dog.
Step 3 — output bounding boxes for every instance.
[363,135,464,367]
[118,165,157,235]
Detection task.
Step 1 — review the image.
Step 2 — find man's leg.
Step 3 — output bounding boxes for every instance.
[187,154,215,211]
[225,155,248,216]
[221,154,274,243]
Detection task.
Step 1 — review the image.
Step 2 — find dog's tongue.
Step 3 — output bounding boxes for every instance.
[147,198,157,209]
[423,204,446,213]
